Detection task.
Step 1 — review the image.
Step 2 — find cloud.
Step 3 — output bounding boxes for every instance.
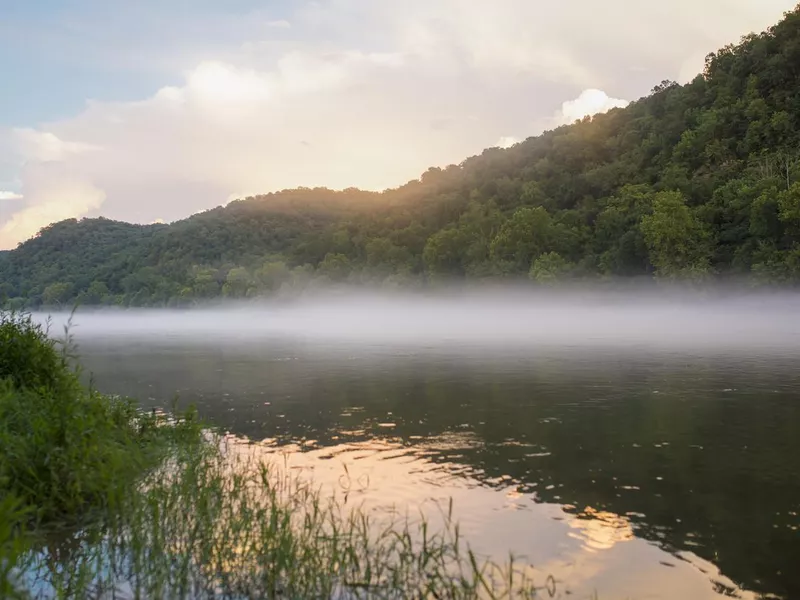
[2,49,503,236]
[0,164,105,248]
[496,136,519,149]
[557,89,630,125]
[0,191,23,201]
[11,129,101,162]
[0,0,795,248]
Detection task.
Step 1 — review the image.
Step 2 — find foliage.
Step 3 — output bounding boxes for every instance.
[5,7,800,302]
[0,496,28,599]
[0,310,201,523]
[490,207,553,272]
[640,191,712,279]
[529,252,574,283]
[0,312,68,392]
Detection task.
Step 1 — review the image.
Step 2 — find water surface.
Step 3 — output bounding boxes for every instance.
[48,294,800,599]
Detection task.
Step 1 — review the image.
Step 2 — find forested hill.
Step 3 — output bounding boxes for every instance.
[4,7,800,308]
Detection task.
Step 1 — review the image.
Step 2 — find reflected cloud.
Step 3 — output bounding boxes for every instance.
[568,507,635,552]
[220,435,761,600]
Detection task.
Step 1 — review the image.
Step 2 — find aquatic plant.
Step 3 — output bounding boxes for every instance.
[18,439,556,599]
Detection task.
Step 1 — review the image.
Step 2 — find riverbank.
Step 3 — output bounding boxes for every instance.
[0,310,551,598]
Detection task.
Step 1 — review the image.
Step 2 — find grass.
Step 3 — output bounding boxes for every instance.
[15,441,556,599]
[0,309,557,599]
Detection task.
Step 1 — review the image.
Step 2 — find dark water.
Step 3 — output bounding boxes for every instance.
[49,297,800,599]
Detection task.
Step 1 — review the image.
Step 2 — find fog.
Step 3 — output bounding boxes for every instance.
[33,288,800,353]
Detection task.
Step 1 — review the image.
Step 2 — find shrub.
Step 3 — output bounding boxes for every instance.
[0,309,200,522]
[0,312,70,393]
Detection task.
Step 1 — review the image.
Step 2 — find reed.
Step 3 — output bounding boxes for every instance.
[18,439,554,599]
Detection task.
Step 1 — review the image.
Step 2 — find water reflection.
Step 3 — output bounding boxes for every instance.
[568,508,635,552]
[231,435,763,599]
[72,336,800,599]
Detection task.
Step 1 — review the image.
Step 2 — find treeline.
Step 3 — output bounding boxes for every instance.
[4,6,800,307]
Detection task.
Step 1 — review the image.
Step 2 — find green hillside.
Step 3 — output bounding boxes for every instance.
[4,6,800,307]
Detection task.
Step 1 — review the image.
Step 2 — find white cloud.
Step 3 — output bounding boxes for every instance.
[2,50,490,236]
[557,89,630,125]
[0,191,23,201]
[496,136,519,149]
[0,164,105,248]
[0,0,795,248]
[11,129,101,162]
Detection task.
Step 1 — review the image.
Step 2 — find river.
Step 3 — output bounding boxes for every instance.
[46,291,800,599]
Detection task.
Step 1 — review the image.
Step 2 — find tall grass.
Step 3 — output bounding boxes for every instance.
[16,440,556,599]
[0,496,29,599]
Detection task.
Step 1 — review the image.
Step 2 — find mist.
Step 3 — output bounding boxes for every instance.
[35,287,800,353]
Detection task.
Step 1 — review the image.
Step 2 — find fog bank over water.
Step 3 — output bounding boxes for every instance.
[35,288,800,352]
[36,287,800,599]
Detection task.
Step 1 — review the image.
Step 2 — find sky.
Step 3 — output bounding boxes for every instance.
[0,0,796,249]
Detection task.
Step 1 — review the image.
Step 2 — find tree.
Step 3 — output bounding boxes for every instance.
[593,185,654,276]
[317,253,352,281]
[191,267,220,298]
[778,182,800,232]
[490,207,552,272]
[222,267,251,298]
[640,191,712,279]
[365,239,412,275]
[255,261,290,292]
[84,281,110,305]
[0,282,14,303]
[529,252,574,283]
[423,228,469,276]
[455,201,504,275]
[42,282,74,307]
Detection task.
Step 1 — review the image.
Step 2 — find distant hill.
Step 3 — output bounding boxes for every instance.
[4,6,800,307]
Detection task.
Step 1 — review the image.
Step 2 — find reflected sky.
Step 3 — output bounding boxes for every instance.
[234,436,762,600]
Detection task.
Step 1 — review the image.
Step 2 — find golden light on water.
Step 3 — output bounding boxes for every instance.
[567,507,635,552]
[209,434,760,599]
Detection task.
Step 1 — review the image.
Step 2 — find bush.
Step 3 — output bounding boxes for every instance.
[0,309,200,522]
[0,312,70,393]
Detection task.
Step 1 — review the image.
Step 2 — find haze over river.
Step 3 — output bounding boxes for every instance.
[44,291,800,599]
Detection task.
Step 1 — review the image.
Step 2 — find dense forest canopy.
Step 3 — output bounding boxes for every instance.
[4,6,800,307]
